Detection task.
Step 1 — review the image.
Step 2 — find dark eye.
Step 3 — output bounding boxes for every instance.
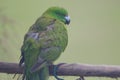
[55,12,65,17]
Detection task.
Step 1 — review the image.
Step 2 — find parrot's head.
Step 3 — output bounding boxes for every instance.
[42,7,70,25]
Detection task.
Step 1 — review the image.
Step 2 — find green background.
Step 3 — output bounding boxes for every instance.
[0,0,120,80]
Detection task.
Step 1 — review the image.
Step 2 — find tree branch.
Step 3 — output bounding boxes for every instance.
[0,62,120,78]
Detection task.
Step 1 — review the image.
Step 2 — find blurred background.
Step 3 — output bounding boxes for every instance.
[0,0,120,80]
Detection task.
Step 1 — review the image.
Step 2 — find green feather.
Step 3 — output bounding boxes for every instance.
[19,6,70,80]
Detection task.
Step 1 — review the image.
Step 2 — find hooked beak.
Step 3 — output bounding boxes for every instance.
[65,16,70,25]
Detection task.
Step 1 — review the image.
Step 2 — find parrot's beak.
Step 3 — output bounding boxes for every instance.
[65,16,70,25]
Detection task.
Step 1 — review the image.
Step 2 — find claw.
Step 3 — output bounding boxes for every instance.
[53,63,65,80]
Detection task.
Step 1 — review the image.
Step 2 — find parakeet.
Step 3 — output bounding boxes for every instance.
[19,7,70,80]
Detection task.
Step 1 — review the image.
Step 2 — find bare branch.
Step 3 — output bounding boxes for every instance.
[0,62,22,74]
[0,62,120,78]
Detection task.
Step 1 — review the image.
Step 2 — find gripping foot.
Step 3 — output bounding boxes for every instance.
[53,63,65,80]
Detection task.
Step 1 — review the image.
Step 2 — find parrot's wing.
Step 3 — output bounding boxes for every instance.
[29,23,55,73]
[30,21,68,73]
[19,31,40,67]
[30,57,48,73]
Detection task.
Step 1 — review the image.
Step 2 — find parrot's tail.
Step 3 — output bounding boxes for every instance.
[23,66,49,80]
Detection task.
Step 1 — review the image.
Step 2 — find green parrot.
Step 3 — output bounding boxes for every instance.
[19,7,70,80]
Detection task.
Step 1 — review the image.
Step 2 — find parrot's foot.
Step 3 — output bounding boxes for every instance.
[53,63,65,80]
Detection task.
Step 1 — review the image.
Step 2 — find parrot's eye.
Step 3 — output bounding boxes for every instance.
[55,12,65,17]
